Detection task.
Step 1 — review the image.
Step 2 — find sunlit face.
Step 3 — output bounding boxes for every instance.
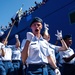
[65,38,72,47]
[31,22,42,35]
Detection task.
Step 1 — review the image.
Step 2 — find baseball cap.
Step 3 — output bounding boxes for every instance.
[30,17,43,27]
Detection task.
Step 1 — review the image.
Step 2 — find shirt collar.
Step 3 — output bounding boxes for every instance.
[32,35,44,41]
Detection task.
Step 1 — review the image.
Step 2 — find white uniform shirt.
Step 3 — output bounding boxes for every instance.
[0,42,5,49]
[59,47,75,64]
[26,36,51,64]
[48,43,56,63]
[12,48,21,60]
[21,39,26,51]
[9,45,21,60]
[2,46,12,61]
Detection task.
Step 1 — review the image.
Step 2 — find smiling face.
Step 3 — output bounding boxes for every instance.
[31,22,42,36]
[65,38,72,47]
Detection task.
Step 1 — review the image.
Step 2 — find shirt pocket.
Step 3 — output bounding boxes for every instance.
[41,46,48,56]
[30,44,39,51]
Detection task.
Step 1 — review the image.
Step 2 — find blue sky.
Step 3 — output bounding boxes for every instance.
[0,0,42,28]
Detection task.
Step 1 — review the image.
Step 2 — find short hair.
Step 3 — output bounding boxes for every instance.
[30,17,43,27]
[63,34,72,40]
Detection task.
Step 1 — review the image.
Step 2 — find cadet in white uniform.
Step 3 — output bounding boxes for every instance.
[11,35,23,75]
[59,35,75,75]
[0,37,6,75]
[41,24,68,75]
[1,38,14,75]
[21,17,61,75]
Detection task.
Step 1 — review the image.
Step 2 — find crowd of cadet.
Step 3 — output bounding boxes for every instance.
[0,17,75,75]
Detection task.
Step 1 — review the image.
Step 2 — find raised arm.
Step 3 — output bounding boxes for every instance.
[15,34,20,48]
[55,30,68,51]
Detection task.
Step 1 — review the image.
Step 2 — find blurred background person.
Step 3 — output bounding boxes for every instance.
[11,34,23,75]
[41,23,68,74]
[59,34,75,75]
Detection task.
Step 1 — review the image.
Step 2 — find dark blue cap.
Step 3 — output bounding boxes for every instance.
[63,34,72,40]
[30,17,43,27]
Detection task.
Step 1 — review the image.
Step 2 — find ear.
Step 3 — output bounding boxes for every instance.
[41,23,43,29]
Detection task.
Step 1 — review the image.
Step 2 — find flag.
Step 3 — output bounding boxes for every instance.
[11,7,23,27]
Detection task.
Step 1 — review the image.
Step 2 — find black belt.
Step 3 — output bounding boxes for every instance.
[12,60,21,62]
[2,60,11,62]
[27,63,48,68]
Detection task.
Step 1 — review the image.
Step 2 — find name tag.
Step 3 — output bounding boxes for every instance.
[31,43,36,45]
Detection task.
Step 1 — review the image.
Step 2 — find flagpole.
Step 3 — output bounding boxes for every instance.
[4,20,16,45]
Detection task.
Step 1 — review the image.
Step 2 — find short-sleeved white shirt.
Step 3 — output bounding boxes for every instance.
[2,46,12,61]
[26,36,52,64]
[59,47,75,64]
[8,45,21,60]
[48,43,56,63]
[21,39,26,51]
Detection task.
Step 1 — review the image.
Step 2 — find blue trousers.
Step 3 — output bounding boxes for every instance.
[26,64,48,75]
[3,61,14,75]
[47,64,55,75]
[0,61,6,75]
[12,60,23,75]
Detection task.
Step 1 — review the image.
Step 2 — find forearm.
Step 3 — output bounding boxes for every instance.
[16,38,20,47]
[59,39,68,51]
[63,54,75,62]
[2,49,5,57]
[21,40,30,64]
[47,56,57,69]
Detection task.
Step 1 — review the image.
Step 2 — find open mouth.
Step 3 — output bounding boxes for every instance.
[35,29,39,32]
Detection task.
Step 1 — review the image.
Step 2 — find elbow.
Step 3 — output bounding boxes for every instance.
[65,47,68,50]
[16,42,20,48]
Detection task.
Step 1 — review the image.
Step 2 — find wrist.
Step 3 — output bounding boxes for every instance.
[55,67,59,70]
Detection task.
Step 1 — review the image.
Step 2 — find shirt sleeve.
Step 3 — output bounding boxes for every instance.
[20,39,26,51]
[46,45,52,56]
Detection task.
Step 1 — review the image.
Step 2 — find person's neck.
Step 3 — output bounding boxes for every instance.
[35,34,41,39]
